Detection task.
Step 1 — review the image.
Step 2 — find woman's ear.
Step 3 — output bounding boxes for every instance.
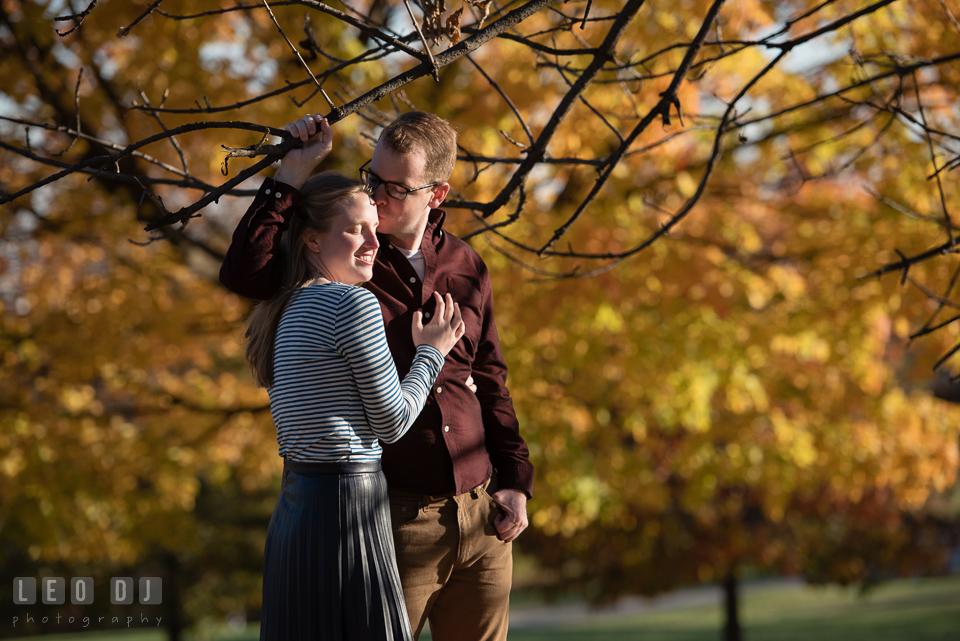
[302,228,323,253]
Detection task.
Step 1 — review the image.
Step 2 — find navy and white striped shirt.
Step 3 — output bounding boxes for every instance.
[269,282,444,462]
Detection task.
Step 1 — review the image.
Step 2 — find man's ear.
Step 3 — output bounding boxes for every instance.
[428,182,451,209]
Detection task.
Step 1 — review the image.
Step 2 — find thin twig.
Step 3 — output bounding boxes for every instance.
[55,69,84,156]
[466,55,534,144]
[476,0,646,221]
[118,0,165,37]
[539,0,727,254]
[54,0,100,37]
[912,71,953,243]
[0,121,288,206]
[580,0,592,29]
[138,88,189,174]
[264,0,325,92]
[402,0,441,81]
[937,0,960,34]
[914,263,960,339]
[298,0,427,62]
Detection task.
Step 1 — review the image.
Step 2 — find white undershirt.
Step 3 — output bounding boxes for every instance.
[395,246,425,281]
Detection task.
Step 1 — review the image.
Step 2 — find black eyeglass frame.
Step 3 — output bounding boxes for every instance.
[359,160,439,201]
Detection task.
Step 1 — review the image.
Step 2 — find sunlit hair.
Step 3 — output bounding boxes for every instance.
[379,111,458,184]
[245,172,373,388]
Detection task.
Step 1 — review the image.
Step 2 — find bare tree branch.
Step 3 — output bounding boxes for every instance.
[538,0,726,254]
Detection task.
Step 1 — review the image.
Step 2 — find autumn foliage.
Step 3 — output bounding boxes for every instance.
[3,0,960,635]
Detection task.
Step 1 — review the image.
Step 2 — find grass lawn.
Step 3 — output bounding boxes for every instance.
[492,575,960,641]
[9,575,960,640]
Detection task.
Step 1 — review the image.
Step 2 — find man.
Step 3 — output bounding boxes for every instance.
[220,111,534,640]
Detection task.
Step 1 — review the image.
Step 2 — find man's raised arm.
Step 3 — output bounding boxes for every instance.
[219,114,332,299]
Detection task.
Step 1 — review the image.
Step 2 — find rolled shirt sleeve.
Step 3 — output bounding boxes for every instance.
[219,178,298,300]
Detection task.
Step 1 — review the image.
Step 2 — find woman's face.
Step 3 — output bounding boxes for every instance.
[305,194,380,284]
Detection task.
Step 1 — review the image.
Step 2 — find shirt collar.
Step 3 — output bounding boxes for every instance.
[374,209,448,258]
[423,208,447,245]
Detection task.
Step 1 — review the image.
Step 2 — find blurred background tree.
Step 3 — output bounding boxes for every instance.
[3,1,960,640]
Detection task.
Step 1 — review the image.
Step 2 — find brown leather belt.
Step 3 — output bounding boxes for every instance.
[388,478,490,504]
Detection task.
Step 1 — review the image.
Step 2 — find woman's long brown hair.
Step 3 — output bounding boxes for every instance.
[245,172,373,388]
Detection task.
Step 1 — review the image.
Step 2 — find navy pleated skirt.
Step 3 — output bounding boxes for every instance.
[259,460,412,641]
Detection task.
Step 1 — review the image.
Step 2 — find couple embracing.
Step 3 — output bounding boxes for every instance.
[221,111,534,641]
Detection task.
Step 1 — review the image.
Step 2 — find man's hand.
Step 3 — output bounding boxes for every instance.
[490,488,528,543]
[274,113,333,190]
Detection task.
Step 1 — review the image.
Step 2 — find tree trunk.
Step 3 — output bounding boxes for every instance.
[722,571,742,641]
[164,551,182,641]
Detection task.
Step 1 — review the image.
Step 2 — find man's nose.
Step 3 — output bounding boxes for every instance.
[372,182,389,205]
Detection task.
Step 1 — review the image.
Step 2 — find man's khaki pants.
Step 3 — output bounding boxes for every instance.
[389,481,512,641]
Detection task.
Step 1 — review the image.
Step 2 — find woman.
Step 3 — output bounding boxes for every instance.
[245,120,464,641]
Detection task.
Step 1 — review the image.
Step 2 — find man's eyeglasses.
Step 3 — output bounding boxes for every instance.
[359,160,438,201]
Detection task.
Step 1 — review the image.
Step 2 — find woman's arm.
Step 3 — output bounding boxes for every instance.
[335,288,446,443]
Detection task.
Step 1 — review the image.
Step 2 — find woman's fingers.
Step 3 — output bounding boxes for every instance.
[451,302,463,332]
[423,293,464,343]
[443,293,456,322]
[454,303,465,339]
[432,291,445,323]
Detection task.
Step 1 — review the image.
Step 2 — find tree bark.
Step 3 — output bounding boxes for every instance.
[722,571,742,641]
[164,551,182,641]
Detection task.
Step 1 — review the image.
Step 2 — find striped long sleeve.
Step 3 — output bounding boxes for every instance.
[269,283,444,462]
[335,286,443,443]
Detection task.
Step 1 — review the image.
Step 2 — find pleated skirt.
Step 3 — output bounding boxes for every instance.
[259,460,413,641]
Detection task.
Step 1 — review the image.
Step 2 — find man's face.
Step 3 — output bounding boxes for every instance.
[367,140,438,247]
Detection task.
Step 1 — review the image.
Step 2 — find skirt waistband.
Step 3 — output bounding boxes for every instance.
[283,459,381,475]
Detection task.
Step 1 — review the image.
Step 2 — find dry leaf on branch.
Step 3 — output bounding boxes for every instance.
[470,0,491,26]
[420,0,446,46]
[446,7,464,45]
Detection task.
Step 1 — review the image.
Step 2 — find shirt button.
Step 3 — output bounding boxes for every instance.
[424,312,431,319]
[275,192,282,199]
[436,387,442,393]
[444,426,450,433]
[264,188,272,195]
[409,276,417,283]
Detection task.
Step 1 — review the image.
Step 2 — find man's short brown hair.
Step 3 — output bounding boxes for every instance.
[379,111,458,184]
